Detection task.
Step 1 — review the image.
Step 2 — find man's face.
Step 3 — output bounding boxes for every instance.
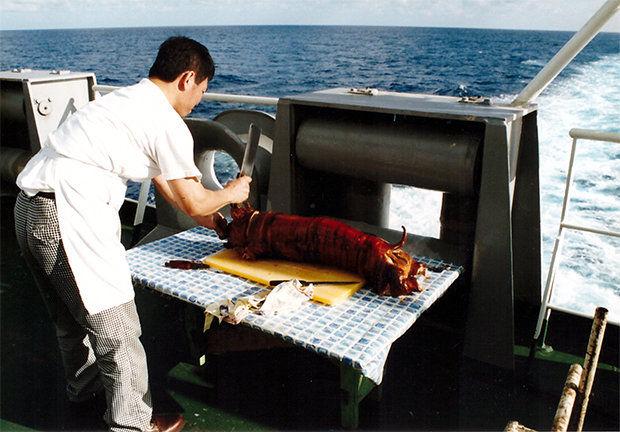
[179,75,208,117]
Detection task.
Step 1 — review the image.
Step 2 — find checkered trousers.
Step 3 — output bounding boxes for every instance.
[14,191,153,431]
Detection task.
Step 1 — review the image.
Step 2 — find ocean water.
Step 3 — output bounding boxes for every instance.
[1,26,618,322]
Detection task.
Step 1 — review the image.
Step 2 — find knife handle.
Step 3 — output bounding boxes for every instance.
[165,260,209,270]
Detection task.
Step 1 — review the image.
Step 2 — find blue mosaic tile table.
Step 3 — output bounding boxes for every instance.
[126,226,462,427]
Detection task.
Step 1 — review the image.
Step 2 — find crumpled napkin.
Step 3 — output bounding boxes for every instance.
[203,279,314,330]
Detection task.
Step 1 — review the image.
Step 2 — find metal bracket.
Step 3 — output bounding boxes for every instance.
[347,87,379,96]
[458,96,491,105]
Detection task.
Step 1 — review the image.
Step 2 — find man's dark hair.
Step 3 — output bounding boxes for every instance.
[149,36,215,83]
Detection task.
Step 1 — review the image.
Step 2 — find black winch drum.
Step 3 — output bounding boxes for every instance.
[295,117,481,195]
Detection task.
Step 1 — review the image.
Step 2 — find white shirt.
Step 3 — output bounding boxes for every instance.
[17,79,202,314]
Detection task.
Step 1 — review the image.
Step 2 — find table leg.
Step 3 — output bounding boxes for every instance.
[340,363,379,429]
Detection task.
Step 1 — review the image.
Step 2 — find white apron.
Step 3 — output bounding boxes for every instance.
[54,157,134,314]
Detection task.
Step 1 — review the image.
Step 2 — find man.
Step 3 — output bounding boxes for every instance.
[14,36,251,432]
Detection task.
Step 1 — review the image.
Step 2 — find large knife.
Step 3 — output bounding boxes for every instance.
[239,123,261,177]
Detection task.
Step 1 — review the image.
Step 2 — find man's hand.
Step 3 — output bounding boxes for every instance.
[193,212,228,238]
[224,175,252,204]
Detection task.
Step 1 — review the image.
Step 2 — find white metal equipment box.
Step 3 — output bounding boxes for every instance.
[0,69,96,153]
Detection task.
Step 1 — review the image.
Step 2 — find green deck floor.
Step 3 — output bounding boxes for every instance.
[2,195,618,431]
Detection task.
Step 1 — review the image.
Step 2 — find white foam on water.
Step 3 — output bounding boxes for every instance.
[389,185,442,239]
[522,59,548,67]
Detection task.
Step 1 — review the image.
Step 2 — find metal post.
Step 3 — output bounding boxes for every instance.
[511,0,620,107]
[463,120,515,370]
[552,363,583,432]
[569,307,609,432]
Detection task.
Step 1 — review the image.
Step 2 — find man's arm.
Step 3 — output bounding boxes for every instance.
[152,174,251,232]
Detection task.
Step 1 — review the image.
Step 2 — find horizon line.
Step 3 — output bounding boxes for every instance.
[4,23,617,34]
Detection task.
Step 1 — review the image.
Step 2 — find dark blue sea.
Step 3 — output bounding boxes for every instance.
[1,26,619,320]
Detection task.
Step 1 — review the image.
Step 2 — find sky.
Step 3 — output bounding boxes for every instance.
[0,0,619,32]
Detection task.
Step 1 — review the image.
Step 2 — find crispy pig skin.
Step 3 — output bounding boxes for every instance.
[222,204,426,296]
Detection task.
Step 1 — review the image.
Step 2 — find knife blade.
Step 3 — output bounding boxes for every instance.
[239,123,261,177]
[269,280,360,286]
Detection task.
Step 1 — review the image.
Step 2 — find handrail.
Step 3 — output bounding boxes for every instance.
[511,0,620,107]
[203,92,279,106]
[569,128,620,143]
[533,128,620,343]
[92,84,279,106]
[561,222,620,238]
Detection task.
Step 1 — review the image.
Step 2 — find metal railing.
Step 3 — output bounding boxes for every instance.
[92,85,279,106]
[533,127,620,345]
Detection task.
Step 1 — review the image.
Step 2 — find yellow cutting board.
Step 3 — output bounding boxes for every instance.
[204,248,365,305]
